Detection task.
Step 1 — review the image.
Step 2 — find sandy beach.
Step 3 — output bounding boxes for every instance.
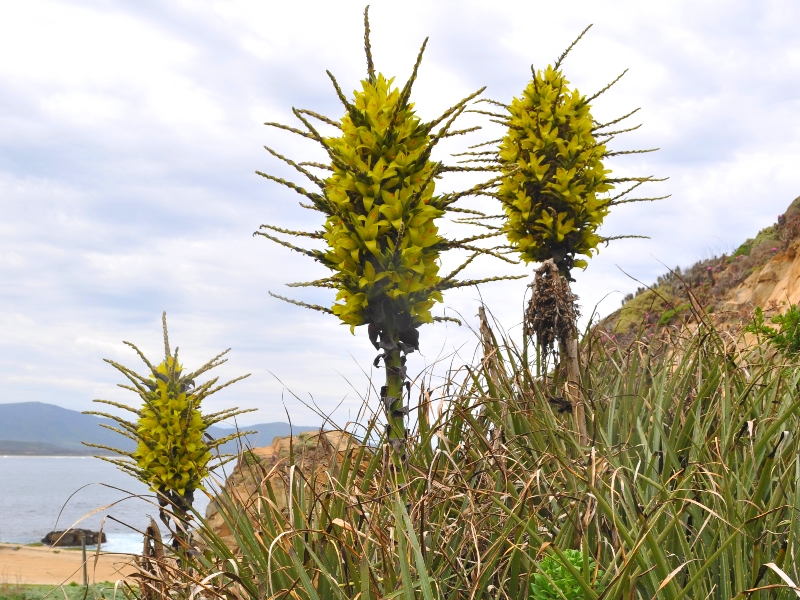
[0,543,135,585]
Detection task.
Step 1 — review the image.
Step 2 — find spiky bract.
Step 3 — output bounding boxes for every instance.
[84,314,253,499]
[498,65,611,274]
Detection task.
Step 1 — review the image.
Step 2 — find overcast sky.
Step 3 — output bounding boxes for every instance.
[1,0,798,427]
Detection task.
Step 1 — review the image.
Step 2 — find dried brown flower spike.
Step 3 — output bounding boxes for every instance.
[525,259,579,357]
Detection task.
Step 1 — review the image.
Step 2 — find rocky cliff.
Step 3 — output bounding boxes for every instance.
[204,430,358,551]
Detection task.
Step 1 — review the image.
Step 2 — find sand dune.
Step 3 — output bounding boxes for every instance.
[0,543,135,585]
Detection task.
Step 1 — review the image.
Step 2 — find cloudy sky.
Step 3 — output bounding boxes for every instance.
[1,0,798,427]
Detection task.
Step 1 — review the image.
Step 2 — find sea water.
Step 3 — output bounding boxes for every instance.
[0,457,215,554]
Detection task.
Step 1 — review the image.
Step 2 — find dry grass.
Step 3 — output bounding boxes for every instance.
[108,310,800,599]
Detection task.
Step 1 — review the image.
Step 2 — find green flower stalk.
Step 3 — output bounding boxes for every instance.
[465,25,664,445]
[256,8,522,469]
[84,313,254,545]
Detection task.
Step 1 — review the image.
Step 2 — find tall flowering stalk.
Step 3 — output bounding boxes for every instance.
[463,26,664,445]
[84,313,253,547]
[256,8,520,472]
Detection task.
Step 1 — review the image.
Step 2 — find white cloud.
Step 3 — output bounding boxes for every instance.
[0,1,195,85]
[0,0,799,426]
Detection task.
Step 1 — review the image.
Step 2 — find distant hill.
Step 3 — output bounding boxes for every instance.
[0,439,97,456]
[0,402,317,456]
[210,421,320,454]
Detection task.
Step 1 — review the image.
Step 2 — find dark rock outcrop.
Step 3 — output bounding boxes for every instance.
[42,528,107,546]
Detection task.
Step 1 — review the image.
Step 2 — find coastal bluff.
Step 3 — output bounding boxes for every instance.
[600,195,800,339]
[205,430,357,551]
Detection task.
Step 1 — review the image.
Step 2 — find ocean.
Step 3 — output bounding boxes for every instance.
[0,456,219,554]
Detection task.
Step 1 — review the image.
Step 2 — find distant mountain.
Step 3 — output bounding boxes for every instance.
[0,440,97,456]
[0,402,123,453]
[0,402,317,456]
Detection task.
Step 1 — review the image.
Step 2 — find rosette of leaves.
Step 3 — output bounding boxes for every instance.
[83,313,254,540]
[529,549,604,600]
[255,8,521,466]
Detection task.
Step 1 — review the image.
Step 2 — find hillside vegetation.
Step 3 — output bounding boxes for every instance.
[600,195,800,341]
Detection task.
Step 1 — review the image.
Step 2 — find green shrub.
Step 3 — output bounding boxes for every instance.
[745,304,800,355]
[732,242,752,258]
[733,223,779,258]
[530,549,603,600]
[658,302,690,325]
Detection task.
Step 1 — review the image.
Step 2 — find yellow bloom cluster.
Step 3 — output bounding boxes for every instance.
[85,314,251,515]
[498,66,613,273]
[322,74,443,333]
[132,358,211,497]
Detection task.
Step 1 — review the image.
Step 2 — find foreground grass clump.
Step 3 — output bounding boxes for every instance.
[131,314,800,599]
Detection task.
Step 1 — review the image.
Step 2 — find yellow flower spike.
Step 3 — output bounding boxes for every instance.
[490,29,662,442]
[281,62,448,335]
[495,32,660,278]
[256,8,533,465]
[84,313,254,543]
